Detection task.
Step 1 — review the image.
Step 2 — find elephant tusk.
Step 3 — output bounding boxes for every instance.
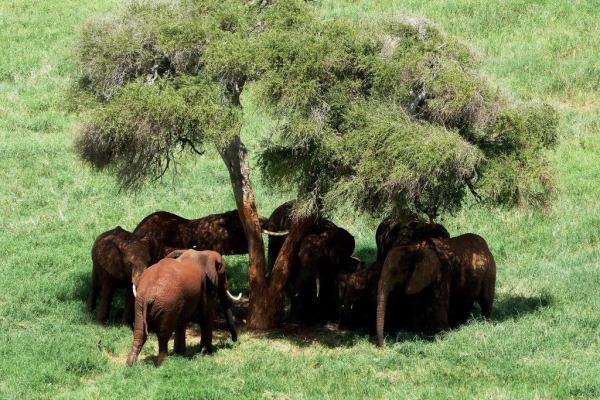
[262,229,289,236]
[316,278,320,298]
[132,284,137,298]
[227,290,242,301]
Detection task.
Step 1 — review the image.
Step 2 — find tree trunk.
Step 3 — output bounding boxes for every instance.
[219,135,268,324]
[259,214,314,328]
[219,135,314,329]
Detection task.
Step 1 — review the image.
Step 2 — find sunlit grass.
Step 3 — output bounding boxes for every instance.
[0,0,599,398]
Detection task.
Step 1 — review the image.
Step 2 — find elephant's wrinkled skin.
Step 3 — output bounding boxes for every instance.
[376,233,496,347]
[126,250,237,366]
[87,226,172,325]
[133,210,270,255]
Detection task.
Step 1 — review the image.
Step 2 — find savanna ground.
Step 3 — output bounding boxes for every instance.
[1,0,599,398]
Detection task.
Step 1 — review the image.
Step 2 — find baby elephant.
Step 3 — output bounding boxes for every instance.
[126,249,238,366]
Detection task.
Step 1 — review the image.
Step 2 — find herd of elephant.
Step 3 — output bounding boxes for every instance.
[86,201,496,366]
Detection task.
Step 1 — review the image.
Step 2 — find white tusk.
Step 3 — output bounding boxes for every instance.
[262,229,289,236]
[316,278,320,298]
[133,284,137,298]
[227,290,242,301]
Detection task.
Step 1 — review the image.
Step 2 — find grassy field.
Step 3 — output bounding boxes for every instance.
[1,0,599,398]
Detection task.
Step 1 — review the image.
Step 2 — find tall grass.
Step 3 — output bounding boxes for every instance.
[0,0,599,398]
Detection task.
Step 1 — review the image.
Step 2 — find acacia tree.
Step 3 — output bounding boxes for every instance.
[70,0,557,329]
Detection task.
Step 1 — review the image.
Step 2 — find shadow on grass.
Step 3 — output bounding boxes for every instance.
[241,291,555,349]
[133,324,239,367]
[65,269,137,327]
[63,270,92,302]
[492,291,553,322]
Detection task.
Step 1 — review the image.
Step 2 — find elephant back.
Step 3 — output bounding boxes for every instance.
[376,213,450,261]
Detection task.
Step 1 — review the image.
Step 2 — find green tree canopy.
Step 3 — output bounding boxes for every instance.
[69,0,558,327]
[254,13,559,218]
[70,0,557,218]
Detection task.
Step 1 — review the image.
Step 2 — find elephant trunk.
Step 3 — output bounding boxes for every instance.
[376,273,393,348]
[218,288,238,342]
[224,307,237,342]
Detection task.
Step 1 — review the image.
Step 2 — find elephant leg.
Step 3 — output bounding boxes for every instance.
[409,296,425,334]
[87,269,100,313]
[432,285,450,331]
[122,285,135,327]
[96,278,118,324]
[317,278,337,323]
[156,334,170,366]
[173,322,187,355]
[478,282,495,321]
[450,304,473,327]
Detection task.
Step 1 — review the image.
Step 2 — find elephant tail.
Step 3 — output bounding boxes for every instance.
[142,299,150,337]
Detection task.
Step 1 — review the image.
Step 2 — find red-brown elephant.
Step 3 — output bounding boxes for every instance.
[126,249,238,366]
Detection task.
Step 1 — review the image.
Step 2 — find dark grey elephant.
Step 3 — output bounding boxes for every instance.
[265,201,329,276]
[376,233,497,348]
[126,249,238,366]
[338,261,383,330]
[133,209,284,256]
[87,226,174,325]
[289,222,358,324]
[376,213,450,261]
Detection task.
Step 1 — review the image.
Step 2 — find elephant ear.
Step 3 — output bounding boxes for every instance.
[205,263,219,288]
[405,248,441,295]
[140,233,160,263]
[96,238,128,280]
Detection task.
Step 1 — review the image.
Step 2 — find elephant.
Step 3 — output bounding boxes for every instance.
[87,226,175,325]
[376,233,497,348]
[376,213,450,261]
[338,260,383,330]
[126,249,239,366]
[133,209,284,256]
[265,200,334,277]
[288,222,358,324]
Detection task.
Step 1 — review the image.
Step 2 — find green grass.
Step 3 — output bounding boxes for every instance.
[1,0,599,398]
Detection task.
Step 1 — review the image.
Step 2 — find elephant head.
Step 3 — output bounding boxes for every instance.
[289,224,356,298]
[376,245,442,348]
[376,214,450,261]
[100,227,152,286]
[339,260,383,330]
[288,223,356,324]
